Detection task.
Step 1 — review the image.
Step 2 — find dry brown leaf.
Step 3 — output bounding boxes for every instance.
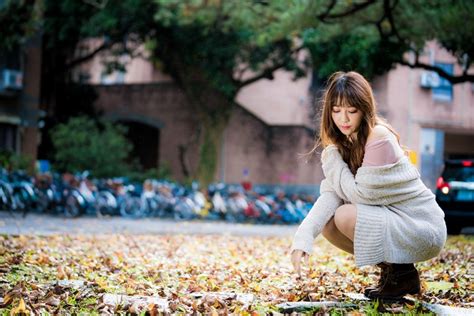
[44,295,61,307]
[2,293,13,306]
[57,266,67,280]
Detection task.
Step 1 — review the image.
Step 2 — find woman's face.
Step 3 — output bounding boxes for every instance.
[331,103,363,137]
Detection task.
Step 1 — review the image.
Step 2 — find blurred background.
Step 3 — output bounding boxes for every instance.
[0,0,472,230]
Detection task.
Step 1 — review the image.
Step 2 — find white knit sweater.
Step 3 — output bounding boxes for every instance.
[292,145,447,267]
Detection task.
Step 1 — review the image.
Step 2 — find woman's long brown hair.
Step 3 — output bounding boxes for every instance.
[310,71,402,174]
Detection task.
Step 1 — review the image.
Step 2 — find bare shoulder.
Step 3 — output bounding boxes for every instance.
[367,125,393,142]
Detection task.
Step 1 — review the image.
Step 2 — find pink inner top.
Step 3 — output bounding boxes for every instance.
[362,136,404,167]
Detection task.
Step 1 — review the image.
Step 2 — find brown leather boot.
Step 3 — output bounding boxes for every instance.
[368,263,421,300]
[364,262,390,297]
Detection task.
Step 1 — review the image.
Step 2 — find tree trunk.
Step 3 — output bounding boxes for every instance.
[157,41,236,186]
[195,108,231,186]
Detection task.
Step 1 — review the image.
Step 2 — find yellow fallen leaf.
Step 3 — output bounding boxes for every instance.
[210,306,219,316]
[252,283,261,293]
[191,300,198,311]
[57,266,67,280]
[148,303,157,316]
[95,278,108,290]
[34,254,48,265]
[10,297,29,315]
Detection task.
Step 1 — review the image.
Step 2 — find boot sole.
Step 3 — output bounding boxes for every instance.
[367,287,421,300]
[370,297,411,304]
[363,288,378,297]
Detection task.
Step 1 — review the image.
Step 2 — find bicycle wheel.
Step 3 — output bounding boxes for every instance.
[64,194,82,217]
[119,196,145,218]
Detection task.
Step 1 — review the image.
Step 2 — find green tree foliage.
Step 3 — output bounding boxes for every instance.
[149,1,310,183]
[38,0,158,116]
[152,0,308,98]
[304,27,406,81]
[0,150,33,172]
[50,116,133,178]
[2,0,473,182]
[0,0,38,50]
[301,0,474,83]
[153,0,474,85]
[1,0,473,90]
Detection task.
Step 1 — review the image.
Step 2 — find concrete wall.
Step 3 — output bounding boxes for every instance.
[379,41,474,157]
[235,69,313,127]
[220,105,322,185]
[93,83,324,185]
[93,83,200,180]
[87,40,474,188]
[374,41,474,189]
[74,40,173,84]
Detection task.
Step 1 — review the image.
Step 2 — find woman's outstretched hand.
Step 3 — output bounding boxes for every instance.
[291,249,309,277]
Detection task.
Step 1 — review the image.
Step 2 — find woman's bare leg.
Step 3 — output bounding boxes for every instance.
[322,217,354,254]
[333,204,357,241]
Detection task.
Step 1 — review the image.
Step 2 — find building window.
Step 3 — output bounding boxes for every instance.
[0,123,17,152]
[100,71,125,85]
[432,62,453,102]
[115,71,126,84]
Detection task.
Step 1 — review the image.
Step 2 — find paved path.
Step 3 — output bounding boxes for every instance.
[1,210,472,236]
[0,211,298,236]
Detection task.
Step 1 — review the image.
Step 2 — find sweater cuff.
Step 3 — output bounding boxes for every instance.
[291,229,315,254]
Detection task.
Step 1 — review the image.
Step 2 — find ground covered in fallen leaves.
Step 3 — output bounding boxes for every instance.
[0,233,472,315]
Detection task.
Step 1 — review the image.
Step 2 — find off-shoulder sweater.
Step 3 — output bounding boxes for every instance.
[291,138,446,267]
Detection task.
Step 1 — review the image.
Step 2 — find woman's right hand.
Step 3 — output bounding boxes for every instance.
[291,249,309,277]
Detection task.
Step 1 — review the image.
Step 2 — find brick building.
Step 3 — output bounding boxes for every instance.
[3,38,472,190]
[74,40,474,189]
[92,76,322,187]
[371,42,474,189]
[0,34,42,167]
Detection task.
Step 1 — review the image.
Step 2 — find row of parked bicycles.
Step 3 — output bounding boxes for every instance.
[0,169,316,224]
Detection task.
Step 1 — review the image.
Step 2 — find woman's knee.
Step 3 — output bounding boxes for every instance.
[334,204,357,234]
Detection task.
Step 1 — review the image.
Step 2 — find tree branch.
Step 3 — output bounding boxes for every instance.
[318,0,378,21]
[234,63,251,83]
[316,0,337,20]
[65,40,112,69]
[82,0,108,9]
[236,46,305,88]
[383,0,404,42]
[399,57,474,84]
[376,1,473,84]
[237,65,276,87]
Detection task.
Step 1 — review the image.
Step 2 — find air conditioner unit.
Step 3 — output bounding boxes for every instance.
[0,69,23,91]
[420,71,440,89]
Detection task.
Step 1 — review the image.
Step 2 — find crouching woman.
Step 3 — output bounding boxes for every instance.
[291,71,447,299]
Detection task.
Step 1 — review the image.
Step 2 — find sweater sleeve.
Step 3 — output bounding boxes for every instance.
[321,145,385,205]
[291,179,344,254]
